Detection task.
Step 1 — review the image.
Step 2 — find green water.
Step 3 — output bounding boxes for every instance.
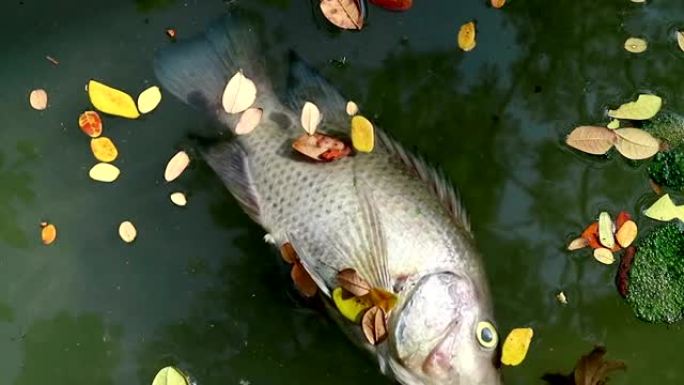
[2,0,684,384]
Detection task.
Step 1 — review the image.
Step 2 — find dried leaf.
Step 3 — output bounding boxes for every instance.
[300,102,322,135]
[87,80,140,119]
[332,287,373,322]
[593,248,615,265]
[291,262,318,297]
[362,306,387,345]
[369,287,398,312]
[556,291,568,305]
[118,221,137,243]
[222,71,257,114]
[351,115,375,152]
[614,128,659,160]
[644,193,684,221]
[152,366,189,385]
[607,119,620,129]
[565,126,616,155]
[337,268,372,297]
[369,0,412,11]
[78,111,103,138]
[90,137,118,162]
[346,101,359,116]
[581,222,602,249]
[279,242,298,264]
[41,223,57,245]
[458,21,477,51]
[573,347,625,385]
[567,237,589,251]
[170,192,187,207]
[29,89,48,110]
[501,328,534,366]
[164,151,190,182]
[677,31,684,53]
[624,37,648,53]
[597,212,614,249]
[490,0,505,8]
[89,163,120,182]
[165,28,177,39]
[235,107,262,135]
[617,246,636,298]
[320,0,364,30]
[292,133,351,162]
[137,85,162,114]
[615,220,637,248]
[608,94,662,120]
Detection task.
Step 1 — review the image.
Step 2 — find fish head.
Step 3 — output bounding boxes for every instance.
[387,272,502,385]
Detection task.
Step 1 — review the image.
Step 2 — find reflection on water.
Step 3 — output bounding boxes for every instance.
[0,143,36,249]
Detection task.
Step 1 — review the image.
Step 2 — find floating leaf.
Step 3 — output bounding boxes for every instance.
[164,151,190,182]
[152,366,188,385]
[581,222,602,249]
[458,21,477,51]
[320,0,364,30]
[170,192,187,207]
[597,212,615,249]
[614,128,660,160]
[607,119,620,129]
[165,28,177,40]
[567,237,589,251]
[362,306,387,345]
[490,0,505,8]
[615,220,637,248]
[87,80,140,119]
[615,211,631,230]
[624,37,648,53]
[573,347,626,385]
[337,268,372,297]
[332,287,373,322]
[677,31,684,53]
[608,94,662,120]
[565,126,616,155]
[351,115,374,152]
[617,246,636,298]
[40,222,57,245]
[593,248,615,265]
[300,102,322,135]
[369,0,412,11]
[89,163,120,182]
[501,328,534,366]
[137,85,162,114]
[118,221,137,243]
[291,262,318,297]
[29,89,48,110]
[643,194,684,221]
[346,101,359,116]
[78,111,103,137]
[235,108,262,135]
[90,137,118,162]
[556,291,568,305]
[292,133,351,162]
[279,242,298,264]
[222,71,257,114]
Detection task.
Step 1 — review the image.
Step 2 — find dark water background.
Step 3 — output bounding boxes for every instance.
[2,0,684,384]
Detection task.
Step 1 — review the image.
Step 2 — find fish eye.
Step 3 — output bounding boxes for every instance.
[475,321,498,349]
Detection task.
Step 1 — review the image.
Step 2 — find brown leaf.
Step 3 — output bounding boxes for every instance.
[369,287,398,312]
[292,133,351,162]
[291,262,318,297]
[614,128,660,160]
[320,0,364,30]
[649,179,664,195]
[279,242,298,264]
[566,126,617,155]
[574,346,626,385]
[617,246,636,298]
[362,306,387,345]
[337,268,372,297]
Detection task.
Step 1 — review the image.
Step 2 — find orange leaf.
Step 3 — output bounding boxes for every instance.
[41,223,57,245]
[615,211,632,231]
[291,262,318,297]
[279,242,298,264]
[490,0,505,8]
[580,222,602,249]
[369,287,398,312]
[78,111,103,137]
[337,268,372,297]
[458,21,477,52]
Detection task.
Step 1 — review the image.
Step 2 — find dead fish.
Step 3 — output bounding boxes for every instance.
[154,12,502,385]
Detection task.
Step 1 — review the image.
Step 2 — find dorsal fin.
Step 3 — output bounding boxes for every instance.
[377,130,472,234]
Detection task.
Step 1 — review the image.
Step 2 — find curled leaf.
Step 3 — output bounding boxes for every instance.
[235,107,262,135]
[608,94,662,120]
[170,192,187,207]
[501,328,534,366]
[164,151,190,182]
[597,212,615,249]
[118,220,137,243]
[458,21,477,51]
[362,305,387,345]
[137,85,162,114]
[40,223,57,245]
[78,111,103,138]
[351,115,375,152]
[567,237,589,251]
[320,0,364,30]
[291,262,318,297]
[337,268,372,297]
[300,102,322,135]
[615,220,637,248]
[593,248,615,265]
[89,163,120,182]
[29,89,48,110]
[152,366,189,385]
[565,126,616,155]
[573,346,625,385]
[292,133,351,162]
[88,80,140,119]
[90,137,118,162]
[222,71,257,114]
[624,37,648,53]
[614,128,659,160]
[332,287,373,322]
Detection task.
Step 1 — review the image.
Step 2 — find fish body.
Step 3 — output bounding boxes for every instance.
[155,13,502,385]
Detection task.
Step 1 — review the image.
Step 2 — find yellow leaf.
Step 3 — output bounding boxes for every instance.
[565,126,617,155]
[90,137,119,162]
[644,194,684,221]
[88,80,140,119]
[616,220,637,248]
[222,71,257,114]
[369,288,398,313]
[29,89,48,110]
[164,151,190,182]
[593,247,615,265]
[41,223,57,245]
[152,366,188,385]
[351,115,374,152]
[567,237,588,251]
[608,94,662,120]
[235,107,263,135]
[501,328,534,366]
[614,128,659,160]
[319,0,364,30]
[170,192,187,207]
[118,220,137,243]
[490,0,505,9]
[458,21,477,52]
[300,102,322,135]
[137,85,162,114]
[624,37,648,53]
[332,287,373,323]
[556,291,568,305]
[676,31,684,52]
[89,163,120,182]
[607,119,620,129]
[597,212,614,248]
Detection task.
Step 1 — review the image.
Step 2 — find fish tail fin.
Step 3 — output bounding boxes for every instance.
[154,12,272,130]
